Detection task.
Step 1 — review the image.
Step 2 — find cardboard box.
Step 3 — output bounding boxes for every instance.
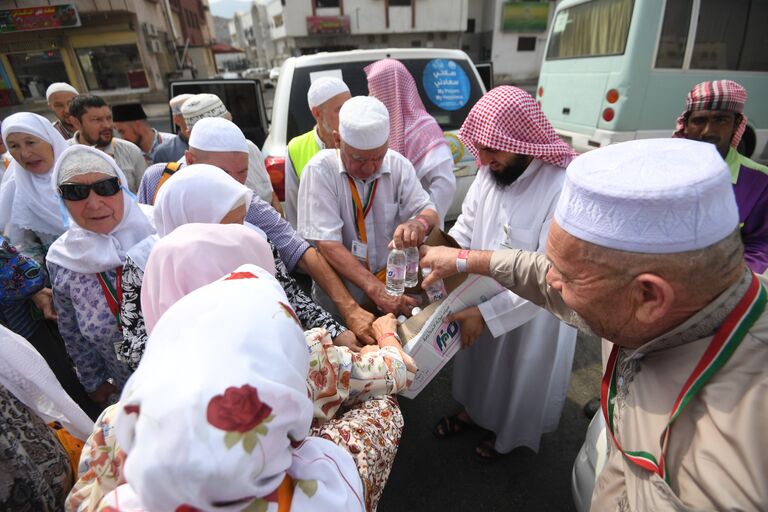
[397,230,507,399]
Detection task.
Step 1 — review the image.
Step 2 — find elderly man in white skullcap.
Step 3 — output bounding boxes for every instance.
[46,82,78,139]
[284,76,351,228]
[172,93,280,213]
[422,137,768,510]
[137,117,380,350]
[151,93,194,164]
[298,96,439,317]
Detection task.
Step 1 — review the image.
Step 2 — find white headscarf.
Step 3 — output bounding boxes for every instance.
[153,163,252,237]
[107,265,364,511]
[46,145,156,274]
[0,325,93,439]
[0,112,70,237]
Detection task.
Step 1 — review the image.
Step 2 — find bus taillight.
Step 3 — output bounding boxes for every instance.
[538,86,543,97]
[602,108,615,122]
[606,89,619,104]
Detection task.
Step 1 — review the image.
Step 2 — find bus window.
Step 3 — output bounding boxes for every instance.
[545,0,633,60]
[655,0,693,68]
[691,0,768,71]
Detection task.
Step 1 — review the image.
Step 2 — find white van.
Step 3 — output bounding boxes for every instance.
[261,48,488,221]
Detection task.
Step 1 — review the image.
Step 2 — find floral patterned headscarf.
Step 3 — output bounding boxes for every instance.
[103,264,365,511]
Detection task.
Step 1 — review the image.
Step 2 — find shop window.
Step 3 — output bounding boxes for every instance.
[6,50,69,100]
[390,0,411,5]
[76,44,146,91]
[316,0,340,7]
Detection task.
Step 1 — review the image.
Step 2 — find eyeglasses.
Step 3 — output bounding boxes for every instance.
[58,177,121,201]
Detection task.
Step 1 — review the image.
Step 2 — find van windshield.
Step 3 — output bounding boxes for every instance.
[287,58,483,141]
[546,0,633,60]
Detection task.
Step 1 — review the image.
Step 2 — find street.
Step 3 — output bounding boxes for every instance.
[379,333,601,511]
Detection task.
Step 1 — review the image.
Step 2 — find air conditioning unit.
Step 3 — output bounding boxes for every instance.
[148,39,162,53]
[142,22,158,37]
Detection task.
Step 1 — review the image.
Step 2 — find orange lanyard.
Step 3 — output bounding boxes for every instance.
[346,175,378,244]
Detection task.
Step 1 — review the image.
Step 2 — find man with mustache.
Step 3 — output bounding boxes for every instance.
[67,95,146,193]
[674,79,768,273]
[430,86,578,461]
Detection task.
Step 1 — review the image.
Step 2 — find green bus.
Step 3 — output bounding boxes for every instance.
[537,0,768,162]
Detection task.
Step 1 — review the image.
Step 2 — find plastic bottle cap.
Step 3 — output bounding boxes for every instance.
[397,315,408,324]
[411,307,422,316]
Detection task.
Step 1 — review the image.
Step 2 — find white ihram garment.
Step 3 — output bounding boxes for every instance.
[449,160,577,453]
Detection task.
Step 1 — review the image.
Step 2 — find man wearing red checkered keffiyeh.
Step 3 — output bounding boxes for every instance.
[673,79,749,158]
[674,80,768,274]
[431,85,577,461]
[365,59,456,223]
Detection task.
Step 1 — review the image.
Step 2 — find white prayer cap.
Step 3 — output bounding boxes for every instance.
[46,82,78,100]
[181,93,228,129]
[555,138,738,254]
[307,76,350,109]
[188,117,248,154]
[338,96,389,150]
[169,93,195,115]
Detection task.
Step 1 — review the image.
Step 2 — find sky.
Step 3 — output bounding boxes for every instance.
[208,0,261,19]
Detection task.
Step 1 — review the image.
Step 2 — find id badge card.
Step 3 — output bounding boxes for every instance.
[351,240,368,261]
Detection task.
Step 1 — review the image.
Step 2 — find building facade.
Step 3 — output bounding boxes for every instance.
[0,0,216,110]
[259,0,469,63]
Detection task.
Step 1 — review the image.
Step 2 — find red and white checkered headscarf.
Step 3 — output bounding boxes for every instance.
[673,80,748,148]
[458,86,577,168]
[365,59,448,165]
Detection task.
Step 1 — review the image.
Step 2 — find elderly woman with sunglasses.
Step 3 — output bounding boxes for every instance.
[47,145,154,409]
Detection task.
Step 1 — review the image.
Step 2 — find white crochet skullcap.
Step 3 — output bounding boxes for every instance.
[188,117,248,154]
[555,138,738,253]
[338,96,389,150]
[307,76,350,109]
[169,93,195,115]
[46,82,78,100]
[181,93,229,129]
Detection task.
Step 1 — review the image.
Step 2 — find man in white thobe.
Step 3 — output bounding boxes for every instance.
[298,96,439,317]
[435,86,578,459]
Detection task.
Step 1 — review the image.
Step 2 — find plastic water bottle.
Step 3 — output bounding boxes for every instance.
[385,249,406,296]
[422,267,448,303]
[404,246,419,288]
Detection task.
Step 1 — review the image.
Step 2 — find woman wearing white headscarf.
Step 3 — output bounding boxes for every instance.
[70,264,365,512]
[118,164,355,369]
[0,112,70,263]
[0,323,93,511]
[47,145,155,409]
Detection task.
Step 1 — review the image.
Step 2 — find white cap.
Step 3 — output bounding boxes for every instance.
[169,93,195,115]
[181,93,228,129]
[554,138,738,254]
[338,96,390,150]
[307,76,350,109]
[188,117,248,154]
[46,82,78,100]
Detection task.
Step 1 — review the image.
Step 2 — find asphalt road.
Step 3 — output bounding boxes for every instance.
[378,333,601,512]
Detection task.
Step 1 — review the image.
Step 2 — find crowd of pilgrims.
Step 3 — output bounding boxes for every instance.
[1,57,766,512]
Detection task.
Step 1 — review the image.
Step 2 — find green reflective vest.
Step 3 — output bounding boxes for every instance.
[287,130,321,180]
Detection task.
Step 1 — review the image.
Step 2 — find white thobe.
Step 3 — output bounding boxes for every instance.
[449,160,577,453]
[245,140,274,204]
[298,148,433,309]
[413,144,456,224]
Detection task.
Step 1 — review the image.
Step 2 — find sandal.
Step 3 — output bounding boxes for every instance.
[432,412,479,439]
[474,430,506,462]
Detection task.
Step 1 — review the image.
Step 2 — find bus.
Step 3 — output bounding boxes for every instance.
[537,0,768,162]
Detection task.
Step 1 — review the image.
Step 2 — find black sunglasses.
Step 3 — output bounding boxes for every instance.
[58,177,121,201]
